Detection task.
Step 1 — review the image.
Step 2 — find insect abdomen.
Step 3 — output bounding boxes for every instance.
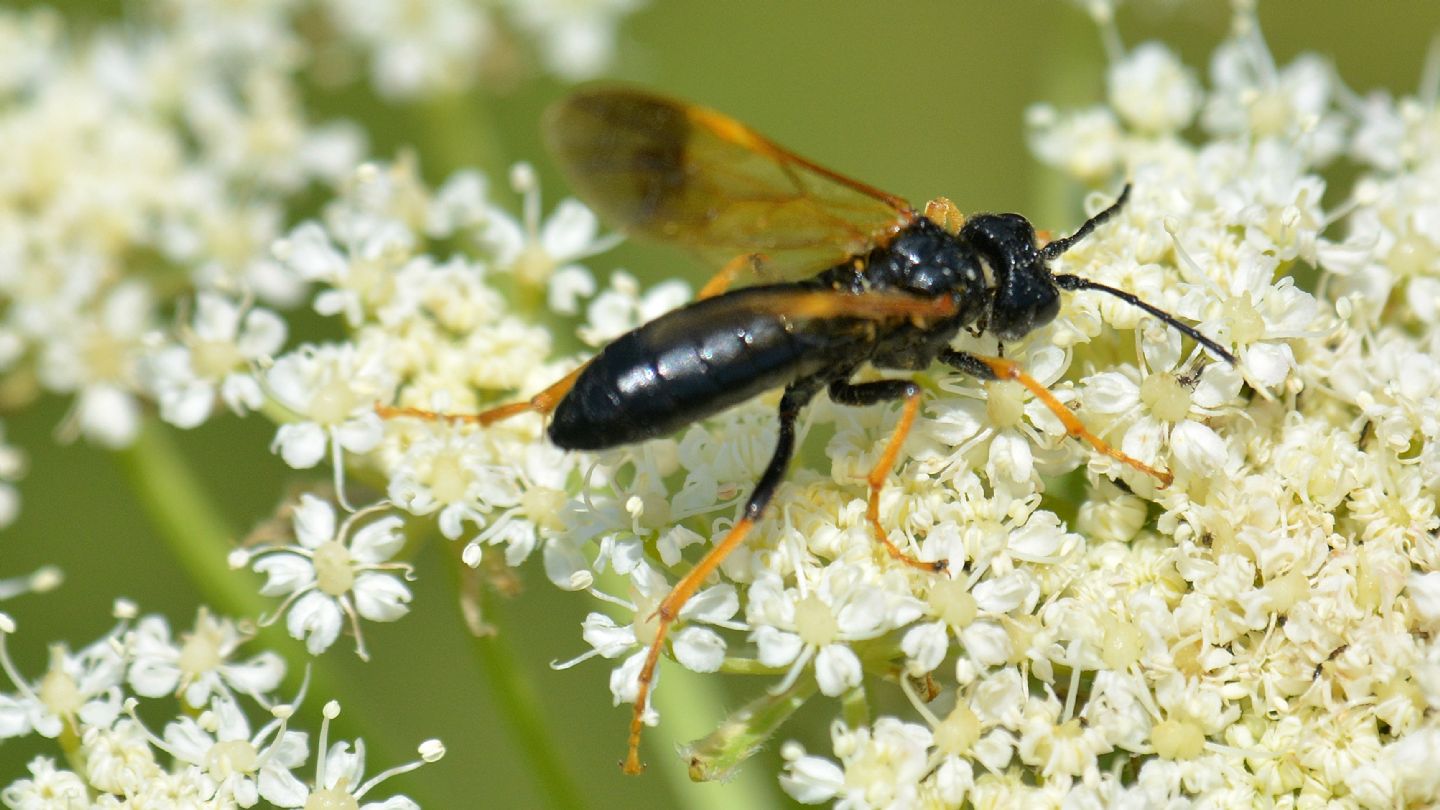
[548,288,838,450]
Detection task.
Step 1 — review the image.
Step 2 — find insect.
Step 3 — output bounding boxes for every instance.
[381,88,1235,774]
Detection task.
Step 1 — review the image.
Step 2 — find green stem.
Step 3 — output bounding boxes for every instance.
[718,657,787,676]
[840,684,870,729]
[57,723,83,776]
[114,419,270,620]
[458,565,589,810]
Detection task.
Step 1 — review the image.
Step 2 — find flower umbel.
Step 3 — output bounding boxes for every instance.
[5,0,1440,806]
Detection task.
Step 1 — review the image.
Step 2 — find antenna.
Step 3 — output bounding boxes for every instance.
[1042,183,1235,365]
[1053,274,1236,364]
[1040,184,1132,261]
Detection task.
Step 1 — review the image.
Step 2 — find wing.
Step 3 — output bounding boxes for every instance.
[544,88,918,285]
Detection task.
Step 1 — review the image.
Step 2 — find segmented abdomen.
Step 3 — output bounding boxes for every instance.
[548,287,838,450]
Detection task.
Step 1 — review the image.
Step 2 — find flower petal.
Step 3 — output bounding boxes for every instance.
[352,573,412,622]
[673,627,725,673]
[813,644,862,696]
[286,592,343,654]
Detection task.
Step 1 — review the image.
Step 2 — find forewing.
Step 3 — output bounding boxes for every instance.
[545,88,917,284]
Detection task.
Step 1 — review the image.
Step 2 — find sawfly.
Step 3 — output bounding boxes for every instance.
[382,88,1234,774]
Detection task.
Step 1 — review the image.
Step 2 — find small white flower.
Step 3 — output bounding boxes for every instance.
[1202,21,1347,164]
[37,281,154,448]
[282,701,438,809]
[779,718,933,807]
[1026,104,1125,183]
[501,0,642,80]
[1322,170,1440,324]
[163,693,309,807]
[1016,709,1113,779]
[1080,329,1241,480]
[184,67,364,192]
[79,719,162,795]
[1346,90,1412,172]
[145,292,286,429]
[747,564,923,697]
[555,566,741,716]
[918,343,1080,491]
[0,756,89,809]
[241,496,413,660]
[482,163,618,314]
[1206,254,1321,390]
[0,621,126,740]
[387,424,517,536]
[1108,42,1202,134]
[778,740,845,804]
[166,185,307,307]
[267,341,392,472]
[274,160,434,328]
[391,430,576,568]
[126,608,285,710]
[321,0,492,100]
[1387,727,1440,803]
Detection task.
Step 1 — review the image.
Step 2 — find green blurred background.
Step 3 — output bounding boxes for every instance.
[4,1,1438,807]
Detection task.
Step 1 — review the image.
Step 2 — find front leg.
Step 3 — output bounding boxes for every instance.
[829,379,947,573]
[938,349,1172,487]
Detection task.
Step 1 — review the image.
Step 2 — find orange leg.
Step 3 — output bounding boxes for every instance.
[940,350,1172,487]
[624,515,759,774]
[830,379,946,572]
[376,362,589,426]
[697,253,766,300]
[623,381,814,774]
[624,374,959,771]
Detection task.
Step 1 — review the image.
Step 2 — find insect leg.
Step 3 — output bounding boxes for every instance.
[829,379,947,573]
[624,380,818,775]
[938,350,1173,487]
[697,253,767,300]
[376,362,589,426]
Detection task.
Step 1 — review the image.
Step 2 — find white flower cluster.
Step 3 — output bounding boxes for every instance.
[0,0,641,802]
[772,13,1440,808]
[0,604,440,808]
[6,0,1440,804]
[230,7,1440,804]
[0,2,357,454]
[260,158,616,578]
[319,0,644,98]
[0,0,643,516]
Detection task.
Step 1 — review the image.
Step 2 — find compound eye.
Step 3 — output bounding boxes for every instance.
[1032,286,1060,328]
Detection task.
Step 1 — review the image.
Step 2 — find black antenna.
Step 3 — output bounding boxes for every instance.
[1040,184,1132,261]
[1041,183,1235,365]
[1053,274,1236,364]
